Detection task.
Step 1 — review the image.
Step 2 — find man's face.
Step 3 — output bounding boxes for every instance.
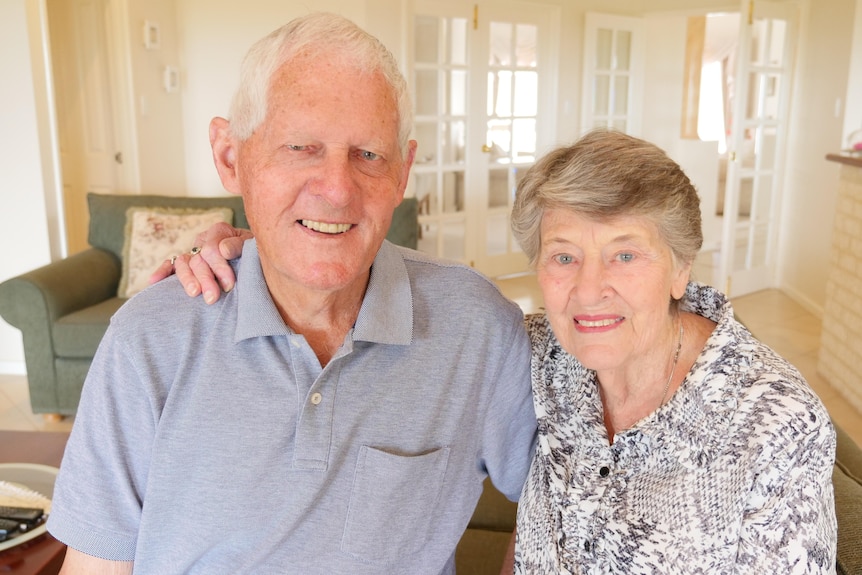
[225,53,415,297]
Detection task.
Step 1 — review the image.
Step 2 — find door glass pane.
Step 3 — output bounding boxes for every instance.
[449,70,467,115]
[767,20,786,65]
[753,174,773,222]
[489,71,513,116]
[613,76,628,115]
[443,221,465,260]
[738,177,754,220]
[611,119,627,132]
[732,224,748,272]
[443,171,465,213]
[415,70,438,115]
[515,24,537,66]
[512,118,536,163]
[486,212,508,256]
[447,18,468,65]
[513,71,538,116]
[488,169,508,208]
[442,121,466,164]
[758,128,777,169]
[596,28,612,69]
[414,16,438,63]
[593,75,610,115]
[490,22,512,65]
[415,173,437,216]
[616,30,631,70]
[751,224,769,267]
[418,221,437,255]
[414,123,437,164]
[486,119,512,163]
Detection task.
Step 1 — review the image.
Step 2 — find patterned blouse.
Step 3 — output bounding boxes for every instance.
[514,283,837,574]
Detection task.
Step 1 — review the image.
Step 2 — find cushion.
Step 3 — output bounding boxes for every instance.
[118,206,233,298]
[87,193,249,260]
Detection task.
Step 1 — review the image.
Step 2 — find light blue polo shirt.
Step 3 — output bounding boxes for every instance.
[48,240,536,574]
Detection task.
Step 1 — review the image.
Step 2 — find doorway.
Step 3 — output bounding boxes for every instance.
[411,1,559,278]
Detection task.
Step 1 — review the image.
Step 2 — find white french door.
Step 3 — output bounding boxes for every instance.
[411,1,558,277]
[581,13,644,136]
[719,0,797,297]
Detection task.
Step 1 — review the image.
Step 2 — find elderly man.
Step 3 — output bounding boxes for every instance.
[47,13,535,574]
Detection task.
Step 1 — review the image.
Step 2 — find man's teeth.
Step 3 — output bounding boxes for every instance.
[577,318,619,328]
[302,220,352,234]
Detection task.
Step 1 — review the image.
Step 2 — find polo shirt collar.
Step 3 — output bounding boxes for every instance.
[234,239,413,345]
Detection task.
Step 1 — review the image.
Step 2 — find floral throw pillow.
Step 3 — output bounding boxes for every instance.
[119,206,233,298]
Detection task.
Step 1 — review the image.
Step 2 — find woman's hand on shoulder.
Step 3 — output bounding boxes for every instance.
[149,222,254,304]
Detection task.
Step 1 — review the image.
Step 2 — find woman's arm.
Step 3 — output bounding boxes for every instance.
[735,421,837,573]
[499,528,516,575]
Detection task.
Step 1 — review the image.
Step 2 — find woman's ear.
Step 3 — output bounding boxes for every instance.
[671,260,692,300]
[210,117,241,195]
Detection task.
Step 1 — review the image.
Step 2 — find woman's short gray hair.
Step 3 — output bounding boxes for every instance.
[228,12,413,153]
[511,129,703,267]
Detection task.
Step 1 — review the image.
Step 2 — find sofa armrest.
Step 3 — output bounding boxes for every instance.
[0,248,121,329]
[0,249,120,412]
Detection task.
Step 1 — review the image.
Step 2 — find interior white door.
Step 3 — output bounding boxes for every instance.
[719,0,797,297]
[411,1,558,278]
[48,0,121,255]
[581,13,644,136]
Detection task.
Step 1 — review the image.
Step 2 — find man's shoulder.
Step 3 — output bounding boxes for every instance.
[111,275,229,334]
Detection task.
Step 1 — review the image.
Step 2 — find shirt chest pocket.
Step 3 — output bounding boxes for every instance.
[342,445,451,563]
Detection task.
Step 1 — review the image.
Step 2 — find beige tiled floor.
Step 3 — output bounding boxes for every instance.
[0,279,860,449]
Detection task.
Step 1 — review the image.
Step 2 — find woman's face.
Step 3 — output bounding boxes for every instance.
[536,208,691,374]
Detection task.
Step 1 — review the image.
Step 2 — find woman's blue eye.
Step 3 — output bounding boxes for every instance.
[287,144,306,151]
[618,253,634,262]
[556,254,573,264]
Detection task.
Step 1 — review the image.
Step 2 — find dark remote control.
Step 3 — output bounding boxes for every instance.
[0,517,22,541]
[0,505,44,526]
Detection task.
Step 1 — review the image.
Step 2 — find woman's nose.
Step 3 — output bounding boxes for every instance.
[572,259,608,304]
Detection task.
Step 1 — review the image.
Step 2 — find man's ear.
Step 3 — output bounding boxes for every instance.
[395,139,418,202]
[210,117,241,195]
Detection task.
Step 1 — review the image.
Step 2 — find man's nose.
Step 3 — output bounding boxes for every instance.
[313,151,356,207]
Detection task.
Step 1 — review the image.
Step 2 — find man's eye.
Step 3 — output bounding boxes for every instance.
[555,254,574,265]
[360,150,381,161]
[287,144,306,151]
[617,253,634,263]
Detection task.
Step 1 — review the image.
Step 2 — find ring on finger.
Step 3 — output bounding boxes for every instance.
[170,255,178,265]
[190,246,202,256]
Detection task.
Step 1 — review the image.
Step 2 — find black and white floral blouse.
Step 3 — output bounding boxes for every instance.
[515,282,837,574]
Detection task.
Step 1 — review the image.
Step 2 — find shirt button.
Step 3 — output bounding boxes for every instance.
[310,393,323,405]
[599,466,610,477]
[584,540,591,552]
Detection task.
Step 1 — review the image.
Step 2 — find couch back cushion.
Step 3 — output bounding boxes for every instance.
[88,193,249,260]
[88,193,419,256]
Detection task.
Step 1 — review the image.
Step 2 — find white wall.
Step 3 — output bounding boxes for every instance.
[0,0,55,371]
[778,0,856,314]
[843,0,862,143]
[177,0,371,197]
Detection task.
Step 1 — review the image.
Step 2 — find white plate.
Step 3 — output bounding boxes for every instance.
[0,463,59,553]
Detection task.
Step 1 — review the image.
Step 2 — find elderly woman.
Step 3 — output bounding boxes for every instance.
[508,129,836,573]
[154,130,837,574]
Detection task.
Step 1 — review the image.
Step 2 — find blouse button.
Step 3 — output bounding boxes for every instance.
[599,466,610,477]
[584,540,592,552]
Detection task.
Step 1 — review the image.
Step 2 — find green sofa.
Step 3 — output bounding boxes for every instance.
[457,422,862,574]
[0,192,418,419]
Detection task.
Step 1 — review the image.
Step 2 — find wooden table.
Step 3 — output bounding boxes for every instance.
[0,431,69,575]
